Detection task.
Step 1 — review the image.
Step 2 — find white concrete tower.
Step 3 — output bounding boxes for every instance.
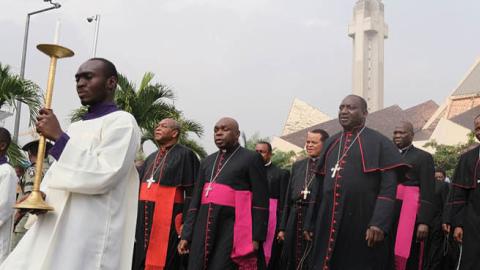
[348,0,388,112]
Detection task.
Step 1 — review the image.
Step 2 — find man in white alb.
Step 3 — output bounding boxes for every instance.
[1,58,141,270]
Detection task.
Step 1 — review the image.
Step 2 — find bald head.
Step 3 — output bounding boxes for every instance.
[214,117,240,150]
[400,121,414,135]
[154,118,181,146]
[393,121,414,149]
[216,117,239,132]
[344,95,368,113]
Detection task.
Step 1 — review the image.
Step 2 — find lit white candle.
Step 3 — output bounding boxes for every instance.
[53,19,61,44]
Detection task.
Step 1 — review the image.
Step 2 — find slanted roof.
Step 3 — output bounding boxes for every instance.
[282,98,331,135]
[281,101,439,148]
[281,117,342,148]
[450,105,480,130]
[404,100,439,132]
[451,59,480,97]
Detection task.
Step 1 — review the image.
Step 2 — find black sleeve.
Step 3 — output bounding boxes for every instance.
[278,169,290,230]
[447,184,469,228]
[250,153,270,242]
[279,165,295,231]
[417,153,436,226]
[368,169,397,235]
[181,162,206,242]
[441,183,451,225]
[182,151,201,221]
[447,155,471,228]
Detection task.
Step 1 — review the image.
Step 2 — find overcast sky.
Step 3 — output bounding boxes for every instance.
[1,0,479,154]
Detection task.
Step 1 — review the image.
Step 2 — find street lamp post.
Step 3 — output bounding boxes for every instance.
[87,14,101,57]
[12,0,62,143]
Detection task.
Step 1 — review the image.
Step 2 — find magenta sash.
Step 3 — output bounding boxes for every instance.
[394,184,420,270]
[201,183,257,269]
[263,198,277,266]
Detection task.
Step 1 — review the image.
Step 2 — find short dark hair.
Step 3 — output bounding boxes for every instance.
[309,129,329,142]
[89,58,118,79]
[435,168,446,177]
[0,128,11,150]
[256,141,272,153]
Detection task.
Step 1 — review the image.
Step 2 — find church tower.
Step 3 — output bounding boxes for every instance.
[348,0,388,112]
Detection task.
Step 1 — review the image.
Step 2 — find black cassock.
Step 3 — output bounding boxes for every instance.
[388,145,435,270]
[424,180,450,270]
[447,145,480,270]
[305,127,406,270]
[265,163,290,270]
[133,144,200,270]
[182,146,269,270]
[279,158,321,270]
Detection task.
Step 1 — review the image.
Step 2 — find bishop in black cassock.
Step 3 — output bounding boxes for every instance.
[447,115,480,270]
[255,142,290,270]
[278,129,328,270]
[390,121,435,270]
[133,119,200,270]
[179,118,269,270]
[304,95,407,270]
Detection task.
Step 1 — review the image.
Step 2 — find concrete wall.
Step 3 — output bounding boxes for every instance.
[429,118,471,146]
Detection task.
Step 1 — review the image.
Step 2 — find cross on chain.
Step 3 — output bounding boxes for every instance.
[301,186,311,200]
[205,185,213,197]
[331,162,341,178]
[146,177,155,189]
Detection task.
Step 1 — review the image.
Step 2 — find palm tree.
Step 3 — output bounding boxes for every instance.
[71,72,206,158]
[0,62,43,165]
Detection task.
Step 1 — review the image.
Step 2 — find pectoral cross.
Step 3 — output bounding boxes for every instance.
[331,163,341,178]
[205,184,213,197]
[146,177,155,189]
[301,186,311,200]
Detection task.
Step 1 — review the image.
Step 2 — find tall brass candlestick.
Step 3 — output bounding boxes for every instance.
[15,44,74,211]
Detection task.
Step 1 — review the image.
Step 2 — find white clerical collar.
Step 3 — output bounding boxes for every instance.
[399,144,413,154]
[264,161,272,167]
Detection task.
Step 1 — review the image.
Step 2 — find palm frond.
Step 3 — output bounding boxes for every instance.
[0,62,43,125]
[177,118,204,138]
[7,142,28,167]
[70,106,89,122]
[179,138,207,159]
[138,72,155,92]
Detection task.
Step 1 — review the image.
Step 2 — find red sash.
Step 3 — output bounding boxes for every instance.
[394,184,420,270]
[139,183,184,270]
[201,183,257,270]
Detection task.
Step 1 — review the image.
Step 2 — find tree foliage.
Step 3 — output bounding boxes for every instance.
[71,72,206,158]
[424,132,477,177]
[0,62,43,165]
[0,63,42,125]
[242,132,296,170]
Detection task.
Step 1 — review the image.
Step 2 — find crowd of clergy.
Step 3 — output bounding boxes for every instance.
[0,58,478,270]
